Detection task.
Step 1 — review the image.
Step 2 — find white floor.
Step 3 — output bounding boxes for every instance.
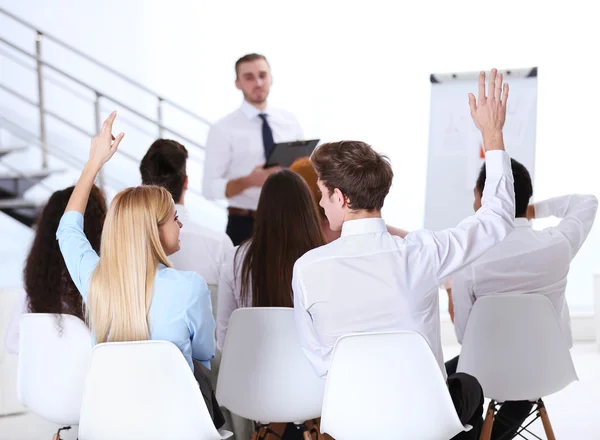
[2,343,600,440]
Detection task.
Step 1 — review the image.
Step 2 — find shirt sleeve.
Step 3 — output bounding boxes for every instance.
[451,267,476,344]
[216,247,239,352]
[187,274,216,364]
[217,234,235,271]
[202,124,231,201]
[534,194,599,258]
[56,211,100,302]
[405,150,515,283]
[5,289,28,355]
[292,262,328,378]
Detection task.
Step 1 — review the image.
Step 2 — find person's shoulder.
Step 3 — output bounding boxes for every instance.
[158,266,208,298]
[294,240,342,270]
[212,107,245,129]
[180,221,230,246]
[270,107,300,123]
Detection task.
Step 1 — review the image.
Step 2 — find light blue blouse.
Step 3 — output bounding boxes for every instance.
[56,210,215,371]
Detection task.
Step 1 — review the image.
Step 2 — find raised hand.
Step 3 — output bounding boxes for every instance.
[89,111,125,169]
[468,69,509,151]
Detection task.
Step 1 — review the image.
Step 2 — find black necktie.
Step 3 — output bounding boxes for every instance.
[259,113,275,159]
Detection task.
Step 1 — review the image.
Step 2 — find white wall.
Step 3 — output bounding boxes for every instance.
[1,0,599,311]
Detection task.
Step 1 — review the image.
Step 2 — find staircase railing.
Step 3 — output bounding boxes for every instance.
[0,6,211,189]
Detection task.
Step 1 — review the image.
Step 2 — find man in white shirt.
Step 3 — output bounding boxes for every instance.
[203,53,304,245]
[447,159,598,440]
[140,139,234,287]
[293,69,514,439]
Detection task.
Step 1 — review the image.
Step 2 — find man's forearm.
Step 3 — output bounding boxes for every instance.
[482,130,505,152]
[65,161,100,214]
[225,176,251,198]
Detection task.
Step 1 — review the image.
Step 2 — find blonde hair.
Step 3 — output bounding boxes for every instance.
[88,186,173,343]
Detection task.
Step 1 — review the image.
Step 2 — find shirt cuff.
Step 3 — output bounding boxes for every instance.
[484,150,512,178]
[57,210,84,237]
[210,178,228,201]
[533,199,553,219]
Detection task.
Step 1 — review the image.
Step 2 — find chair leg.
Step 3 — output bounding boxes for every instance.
[480,400,495,440]
[52,426,71,440]
[538,399,556,440]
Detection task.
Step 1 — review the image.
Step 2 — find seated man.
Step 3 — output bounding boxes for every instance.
[293,69,514,440]
[448,159,598,439]
[140,139,234,288]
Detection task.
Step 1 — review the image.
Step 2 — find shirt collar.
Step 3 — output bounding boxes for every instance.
[341,218,387,237]
[240,100,270,120]
[514,217,531,228]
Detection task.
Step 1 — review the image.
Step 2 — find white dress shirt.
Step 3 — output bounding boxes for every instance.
[202,100,304,210]
[292,150,515,379]
[168,204,234,286]
[452,194,598,347]
[216,243,250,352]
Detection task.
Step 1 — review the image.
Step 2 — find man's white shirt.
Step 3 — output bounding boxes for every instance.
[169,204,234,286]
[202,100,303,210]
[452,194,598,347]
[293,150,516,379]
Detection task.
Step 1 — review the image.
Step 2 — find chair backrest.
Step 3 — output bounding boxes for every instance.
[457,294,578,402]
[78,340,226,440]
[216,307,325,423]
[321,331,466,440]
[18,313,92,426]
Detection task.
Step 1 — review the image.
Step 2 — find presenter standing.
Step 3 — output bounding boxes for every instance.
[203,53,304,245]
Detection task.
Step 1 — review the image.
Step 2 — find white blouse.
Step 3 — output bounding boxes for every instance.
[216,243,251,352]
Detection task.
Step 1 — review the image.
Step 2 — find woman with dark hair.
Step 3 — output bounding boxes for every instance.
[5,185,107,353]
[216,169,326,350]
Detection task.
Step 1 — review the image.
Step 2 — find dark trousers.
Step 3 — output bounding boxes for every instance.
[446,356,533,440]
[226,214,255,246]
[193,360,226,430]
[448,372,485,440]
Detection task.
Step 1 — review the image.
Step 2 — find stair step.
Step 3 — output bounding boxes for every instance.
[0,169,56,180]
[0,169,64,197]
[0,146,28,158]
[0,198,38,209]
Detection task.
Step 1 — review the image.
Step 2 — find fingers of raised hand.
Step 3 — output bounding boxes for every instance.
[101,111,117,135]
[478,71,486,103]
[468,93,477,115]
[487,68,497,101]
[112,132,125,150]
[494,72,503,102]
[501,83,509,107]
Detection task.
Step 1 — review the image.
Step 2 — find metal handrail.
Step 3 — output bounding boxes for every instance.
[0,37,206,162]
[0,47,169,140]
[0,116,130,190]
[0,7,212,126]
[0,114,205,198]
[0,84,139,163]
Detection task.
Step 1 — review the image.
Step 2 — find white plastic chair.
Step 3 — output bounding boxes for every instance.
[78,340,232,440]
[18,313,92,437]
[216,308,325,437]
[457,294,577,440]
[321,331,470,440]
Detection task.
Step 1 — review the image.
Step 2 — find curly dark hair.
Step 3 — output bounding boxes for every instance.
[24,185,107,321]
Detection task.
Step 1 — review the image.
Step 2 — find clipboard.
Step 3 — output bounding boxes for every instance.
[265,139,320,168]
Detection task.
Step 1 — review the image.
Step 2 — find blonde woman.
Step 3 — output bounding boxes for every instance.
[57,112,224,428]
